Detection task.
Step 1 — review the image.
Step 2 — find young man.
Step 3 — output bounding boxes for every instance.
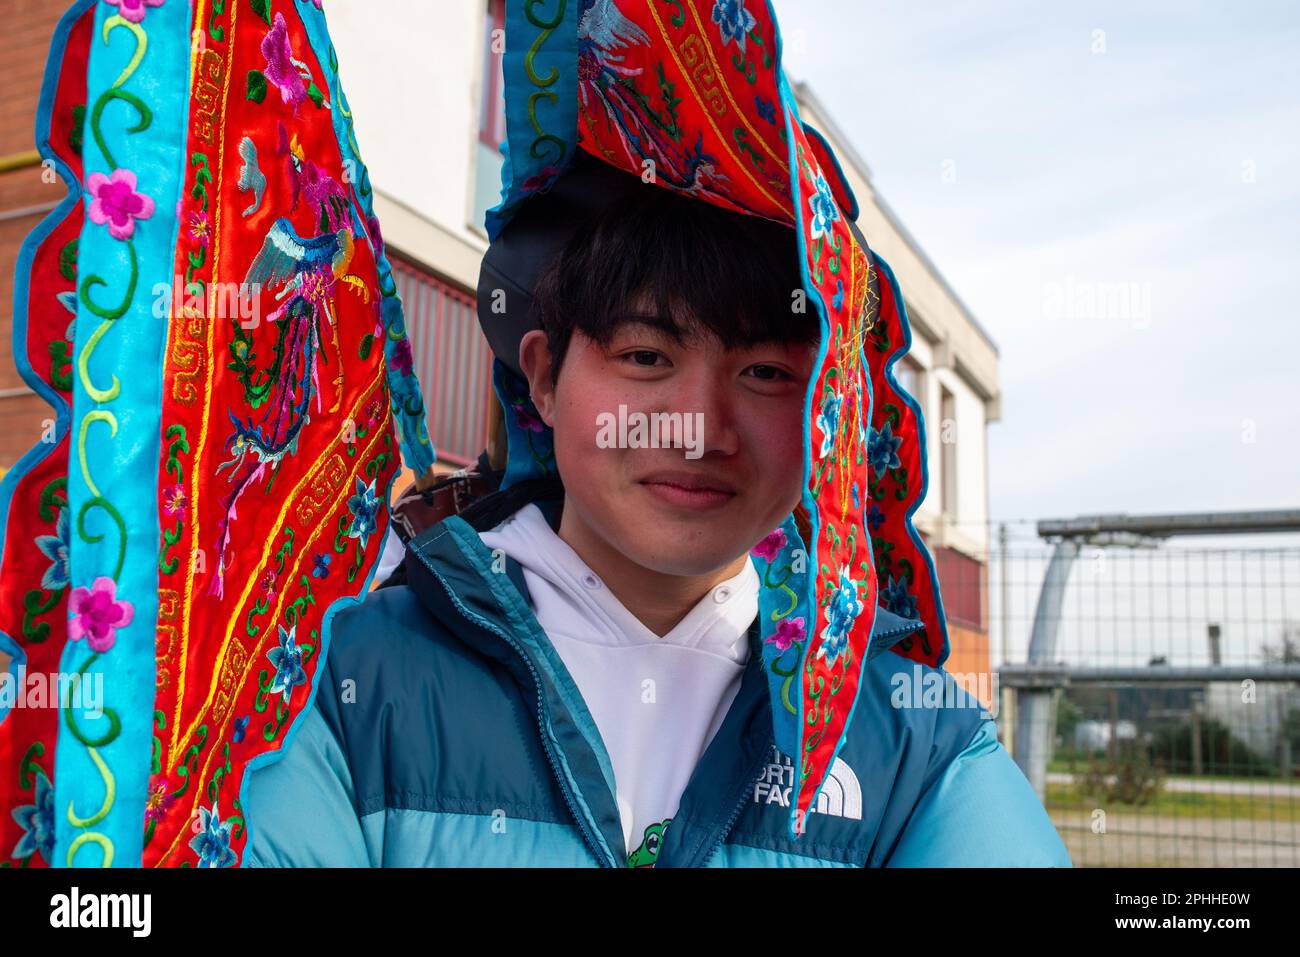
[240,156,1072,868]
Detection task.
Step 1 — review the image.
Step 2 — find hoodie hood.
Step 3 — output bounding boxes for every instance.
[476,0,950,840]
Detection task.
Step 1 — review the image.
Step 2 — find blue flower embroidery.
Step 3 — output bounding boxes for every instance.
[188,802,238,868]
[267,623,307,706]
[346,476,380,550]
[10,768,55,863]
[881,574,919,621]
[817,564,864,667]
[816,389,842,458]
[868,420,903,477]
[754,94,776,124]
[312,552,331,579]
[712,0,756,53]
[232,714,250,744]
[867,503,886,534]
[808,172,840,241]
[34,507,70,592]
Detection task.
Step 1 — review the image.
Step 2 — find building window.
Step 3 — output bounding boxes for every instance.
[940,385,957,520]
[391,257,494,467]
[895,355,924,408]
[479,0,506,149]
[471,0,508,232]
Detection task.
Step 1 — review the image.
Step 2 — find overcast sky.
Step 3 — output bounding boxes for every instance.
[776,0,1299,540]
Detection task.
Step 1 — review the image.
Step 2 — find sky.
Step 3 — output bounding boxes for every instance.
[775,0,1300,540]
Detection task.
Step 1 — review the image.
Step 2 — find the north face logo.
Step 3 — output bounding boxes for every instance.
[752,746,862,820]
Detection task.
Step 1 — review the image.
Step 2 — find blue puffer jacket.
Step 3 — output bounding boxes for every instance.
[240,509,1072,867]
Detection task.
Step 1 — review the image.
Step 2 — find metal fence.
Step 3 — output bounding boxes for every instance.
[944,512,1300,867]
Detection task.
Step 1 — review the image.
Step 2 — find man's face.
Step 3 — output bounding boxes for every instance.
[520,315,818,578]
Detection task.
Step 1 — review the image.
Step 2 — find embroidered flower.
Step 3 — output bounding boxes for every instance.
[364,397,383,427]
[312,552,332,579]
[521,165,564,193]
[10,768,55,863]
[188,802,238,868]
[346,476,380,550]
[104,0,164,25]
[187,209,211,248]
[867,420,903,478]
[390,337,414,377]
[143,778,176,825]
[881,574,919,621]
[68,576,134,654]
[266,623,307,705]
[712,0,757,53]
[766,616,806,653]
[299,266,336,306]
[807,171,840,242]
[754,94,776,124]
[259,567,278,599]
[86,168,155,241]
[512,401,546,433]
[232,714,250,744]
[815,389,841,458]
[163,483,188,519]
[817,564,864,667]
[867,503,886,534]
[750,527,788,563]
[34,507,70,592]
[261,12,308,108]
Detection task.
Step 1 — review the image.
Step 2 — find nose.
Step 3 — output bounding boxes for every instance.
[652,365,740,458]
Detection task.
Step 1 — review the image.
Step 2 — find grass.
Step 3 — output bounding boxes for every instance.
[1046,782,1300,822]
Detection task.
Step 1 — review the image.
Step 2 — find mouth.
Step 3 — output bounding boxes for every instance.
[636,470,738,510]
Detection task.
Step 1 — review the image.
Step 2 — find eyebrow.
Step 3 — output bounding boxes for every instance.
[610,313,689,345]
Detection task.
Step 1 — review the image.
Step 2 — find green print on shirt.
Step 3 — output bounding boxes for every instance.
[627,819,671,868]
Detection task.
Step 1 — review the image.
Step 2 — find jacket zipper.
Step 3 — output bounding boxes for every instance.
[698,729,775,868]
[423,561,620,868]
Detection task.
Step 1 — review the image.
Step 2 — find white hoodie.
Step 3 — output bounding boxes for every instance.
[478,502,759,861]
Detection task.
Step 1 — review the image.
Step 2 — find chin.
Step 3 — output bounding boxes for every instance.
[616,526,751,578]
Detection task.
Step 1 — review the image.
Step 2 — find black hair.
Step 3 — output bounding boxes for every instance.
[530,181,821,387]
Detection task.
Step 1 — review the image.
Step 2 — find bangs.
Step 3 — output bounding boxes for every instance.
[533,178,822,379]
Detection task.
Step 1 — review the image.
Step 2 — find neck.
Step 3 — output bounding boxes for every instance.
[554,500,749,638]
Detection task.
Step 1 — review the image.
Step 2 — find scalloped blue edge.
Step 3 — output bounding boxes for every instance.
[871,252,952,668]
[0,0,94,598]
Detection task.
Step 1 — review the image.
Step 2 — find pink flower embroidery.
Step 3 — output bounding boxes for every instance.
[261,12,308,108]
[86,168,155,241]
[105,0,164,24]
[766,616,806,652]
[187,209,210,248]
[144,778,176,825]
[163,483,188,518]
[68,576,134,653]
[512,402,545,433]
[750,527,788,562]
[390,338,414,376]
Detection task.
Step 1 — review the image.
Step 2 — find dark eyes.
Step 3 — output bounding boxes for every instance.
[617,351,792,381]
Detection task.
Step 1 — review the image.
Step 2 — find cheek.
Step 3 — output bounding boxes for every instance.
[746,399,808,508]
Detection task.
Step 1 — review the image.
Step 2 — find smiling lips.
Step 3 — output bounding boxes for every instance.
[637,470,738,510]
